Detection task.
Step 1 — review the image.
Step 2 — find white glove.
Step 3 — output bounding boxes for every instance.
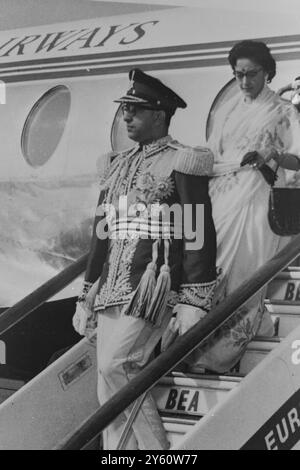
[72,302,97,338]
[73,279,99,337]
[172,304,207,336]
[84,279,99,310]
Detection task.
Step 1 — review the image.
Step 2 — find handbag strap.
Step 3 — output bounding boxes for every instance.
[271,163,280,187]
[259,162,279,187]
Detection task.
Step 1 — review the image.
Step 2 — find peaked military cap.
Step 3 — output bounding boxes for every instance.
[115,68,187,115]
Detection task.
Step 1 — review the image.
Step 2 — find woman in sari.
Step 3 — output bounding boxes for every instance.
[193,40,300,373]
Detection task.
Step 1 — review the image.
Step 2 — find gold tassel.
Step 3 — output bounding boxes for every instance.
[145,239,171,326]
[122,240,159,319]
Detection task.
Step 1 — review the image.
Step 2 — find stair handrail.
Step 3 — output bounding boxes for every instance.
[59,233,300,450]
[0,253,88,336]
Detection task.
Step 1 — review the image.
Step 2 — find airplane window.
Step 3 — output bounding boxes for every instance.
[206,78,238,142]
[111,104,135,152]
[21,85,71,167]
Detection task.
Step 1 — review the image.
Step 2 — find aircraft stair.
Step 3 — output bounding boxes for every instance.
[0,257,300,449]
[171,265,300,450]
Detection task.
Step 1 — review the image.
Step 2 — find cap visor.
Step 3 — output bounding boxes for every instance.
[114,95,150,105]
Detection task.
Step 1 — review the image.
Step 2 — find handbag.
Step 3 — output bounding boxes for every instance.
[268,164,300,236]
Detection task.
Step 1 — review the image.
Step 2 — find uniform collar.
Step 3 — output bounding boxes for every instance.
[138,135,173,154]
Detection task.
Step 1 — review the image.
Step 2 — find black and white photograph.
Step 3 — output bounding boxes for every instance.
[0,0,300,453]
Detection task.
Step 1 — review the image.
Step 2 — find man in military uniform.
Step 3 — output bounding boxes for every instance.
[73,68,217,450]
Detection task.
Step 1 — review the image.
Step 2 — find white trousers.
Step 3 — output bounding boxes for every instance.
[97,305,172,450]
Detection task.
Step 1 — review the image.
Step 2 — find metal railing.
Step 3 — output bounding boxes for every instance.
[59,234,300,450]
[0,253,88,336]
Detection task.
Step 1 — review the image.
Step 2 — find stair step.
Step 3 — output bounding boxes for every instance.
[267,276,300,301]
[271,312,300,337]
[153,373,241,418]
[81,373,243,449]
[265,299,300,314]
[185,337,280,376]
[81,416,198,450]
[162,416,198,447]
[160,336,283,447]
[238,336,280,375]
[280,265,300,273]
[273,269,300,279]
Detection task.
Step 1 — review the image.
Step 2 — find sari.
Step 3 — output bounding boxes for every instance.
[194,84,300,373]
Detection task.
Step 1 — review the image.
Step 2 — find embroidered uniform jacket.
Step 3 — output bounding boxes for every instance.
[80,136,217,323]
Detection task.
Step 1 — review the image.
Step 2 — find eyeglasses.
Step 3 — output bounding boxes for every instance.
[121,103,154,117]
[233,68,263,80]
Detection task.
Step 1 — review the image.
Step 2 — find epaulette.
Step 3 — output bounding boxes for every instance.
[167,141,214,176]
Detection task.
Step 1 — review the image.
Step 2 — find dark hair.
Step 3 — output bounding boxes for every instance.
[228,40,276,82]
